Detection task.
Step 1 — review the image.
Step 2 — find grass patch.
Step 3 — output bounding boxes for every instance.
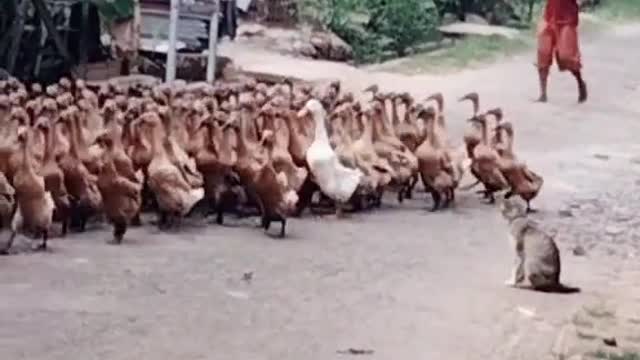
[591,0,640,22]
[589,350,640,360]
[375,1,638,75]
[387,34,531,75]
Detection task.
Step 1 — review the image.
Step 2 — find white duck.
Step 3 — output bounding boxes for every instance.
[299,99,362,216]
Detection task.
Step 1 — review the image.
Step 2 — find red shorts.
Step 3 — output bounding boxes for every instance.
[536,20,581,72]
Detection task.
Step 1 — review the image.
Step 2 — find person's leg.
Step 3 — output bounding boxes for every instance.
[557,24,587,103]
[572,69,587,103]
[536,21,555,102]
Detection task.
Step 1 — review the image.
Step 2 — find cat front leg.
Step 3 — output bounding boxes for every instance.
[505,254,525,287]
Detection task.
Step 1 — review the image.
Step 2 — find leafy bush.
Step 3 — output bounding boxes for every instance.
[433,0,543,25]
[299,0,440,63]
[299,0,549,63]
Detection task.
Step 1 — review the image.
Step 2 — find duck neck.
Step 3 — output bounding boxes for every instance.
[403,102,412,125]
[427,116,438,147]
[236,120,249,157]
[379,100,393,135]
[149,125,166,160]
[20,132,35,173]
[204,123,217,152]
[480,121,488,145]
[66,120,80,159]
[391,100,399,126]
[72,115,89,158]
[240,109,256,143]
[361,113,373,143]
[312,109,329,144]
[43,126,56,163]
[505,129,514,155]
[372,111,384,142]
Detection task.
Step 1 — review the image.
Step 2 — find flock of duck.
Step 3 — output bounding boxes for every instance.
[0,76,543,254]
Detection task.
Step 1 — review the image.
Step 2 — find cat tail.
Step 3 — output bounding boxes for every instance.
[536,283,581,294]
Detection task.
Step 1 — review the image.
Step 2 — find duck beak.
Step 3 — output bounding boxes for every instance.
[297,107,310,118]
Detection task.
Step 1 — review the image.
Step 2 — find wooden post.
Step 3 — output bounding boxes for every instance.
[6,0,28,74]
[206,0,220,83]
[0,0,18,58]
[33,23,48,78]
[165,0,180,82]
[31,0,74,71]
[79,0,90,78]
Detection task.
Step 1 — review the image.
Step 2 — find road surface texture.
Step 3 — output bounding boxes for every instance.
[3,24,640,360]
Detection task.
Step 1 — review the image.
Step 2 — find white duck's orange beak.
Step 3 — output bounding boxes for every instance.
[297,107,310,119]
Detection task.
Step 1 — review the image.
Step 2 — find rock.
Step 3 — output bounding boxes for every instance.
[293,40,318,58]
[603,336,618,347]
[441,13,458,25]
[242,271,253,282]
[559,209,574,218]
[310,34,332,57]
[593,153,610,161]
[309,32,354,62]
[573,245,587,256]
[465,13,490,25]
[238,23,267,38]
[327,33,354,62]
[605,225,625,236]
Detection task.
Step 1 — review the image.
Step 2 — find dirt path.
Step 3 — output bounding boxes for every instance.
[2,25,640,360]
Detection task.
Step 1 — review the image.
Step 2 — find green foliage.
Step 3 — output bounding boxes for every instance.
[365,0,439,56]
[299,0,440,63]
[433,0,543,25]
[589,350,640,360]
[591,0,640,22]
[387,34,530,75]
[91,0,135,25]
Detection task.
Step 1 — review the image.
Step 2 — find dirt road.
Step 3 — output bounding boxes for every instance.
[2,25,640,360]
